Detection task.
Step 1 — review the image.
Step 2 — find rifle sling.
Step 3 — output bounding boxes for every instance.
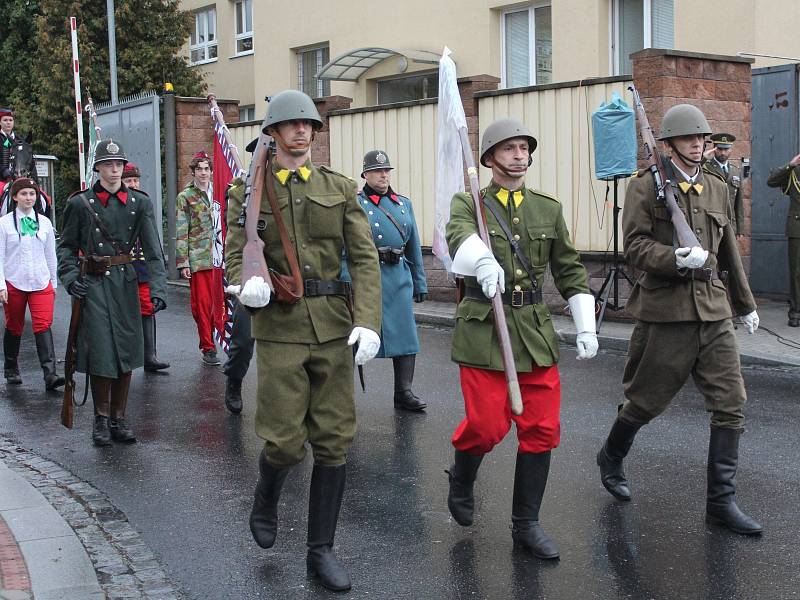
[480,195,538,291]
[263,166,304,295]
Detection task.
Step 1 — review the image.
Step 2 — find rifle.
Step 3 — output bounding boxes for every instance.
[628,85,702,249]
[61,264,86,429]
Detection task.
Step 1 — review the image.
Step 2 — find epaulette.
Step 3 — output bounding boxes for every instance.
[529,189,560,203]
[318,164,355,183]
[129,187,149,198]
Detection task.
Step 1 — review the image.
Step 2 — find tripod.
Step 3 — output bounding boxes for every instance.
[596,175,634,330]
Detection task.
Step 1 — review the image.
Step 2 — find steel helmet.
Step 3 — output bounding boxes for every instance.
[479,118,538,167]
[93,139,128,169]
[262,90,323,133]
[657,104,711,140]
[361,150,393,176]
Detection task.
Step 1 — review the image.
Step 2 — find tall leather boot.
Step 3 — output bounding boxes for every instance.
[34,328,65,390]
[392,355,426,411]
[249,449,290,548]
[706,426,762,535]
[90,375,113,446]
[3,330,22,385]
[306,464,351,592]
[511,452,559,560]
[597,417,641,501]
[109,372,136,443]
[225,377,243,414]
[446,450,484,526]
[142,315,169,372]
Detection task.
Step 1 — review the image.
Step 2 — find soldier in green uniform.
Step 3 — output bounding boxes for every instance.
[224,90,381,592]
[596,104,762,535]
[766,152,800,327]
[445,118,598,560]
[702,133,744,240]
[58,140,167,446]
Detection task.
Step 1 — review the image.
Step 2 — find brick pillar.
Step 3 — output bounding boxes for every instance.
[175,97,239,189]
[311,95,353,166]
[457,75,501,167]
[631,49,754,270]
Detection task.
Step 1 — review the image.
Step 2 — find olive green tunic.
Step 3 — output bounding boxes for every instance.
[766,162,800,319]
[702,158,744,236]
[446,181,590,372]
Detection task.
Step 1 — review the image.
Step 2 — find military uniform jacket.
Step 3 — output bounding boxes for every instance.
[225,160,381,345]
[623,168,755,322]
[355,187,427,357]
[766,162,800,238]
[703,158,743,235]
[446,181,590,372]
[57,183,167,377]
[176,182,215,272]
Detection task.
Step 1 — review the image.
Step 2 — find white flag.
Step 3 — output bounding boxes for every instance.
[433,47,467,273]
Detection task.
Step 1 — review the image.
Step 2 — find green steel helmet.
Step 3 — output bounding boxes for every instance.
[93,138,128,169]
[262,90,323,132]
[657,104,712,140]
[361,150,393,176]
[479,118,538,167]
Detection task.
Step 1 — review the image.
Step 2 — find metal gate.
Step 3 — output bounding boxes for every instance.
[95,91,163,242]
[751,64,799,297]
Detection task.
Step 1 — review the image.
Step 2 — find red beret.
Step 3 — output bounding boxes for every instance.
[122,162,141,178]
[0,108,12,118]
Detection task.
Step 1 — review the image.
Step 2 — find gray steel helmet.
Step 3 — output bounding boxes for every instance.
[657,104,711,140]
[361,150,393,176]
[93,138,128,170]
[479,118,538,167]
[262,90,323,133]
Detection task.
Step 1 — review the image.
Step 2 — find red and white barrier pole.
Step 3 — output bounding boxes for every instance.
[70,17,87,190]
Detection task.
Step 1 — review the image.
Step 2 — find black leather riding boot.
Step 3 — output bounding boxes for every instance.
[3,330,22,385]
[511,452,559,559]
[225,377,243,414]
[306,464,351,592]
[392,355,426,411]
[34,328,65,390]
[447,450,484,526]
[142,315,169,372]
[249,449,290,548]
[90,375,113,446]
[597,417,641,501]
[109,372,136,443]
[706,426,762,535]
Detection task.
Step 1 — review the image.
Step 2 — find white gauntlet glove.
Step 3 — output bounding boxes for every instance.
[348,327,381,365]
[475,254,505,299]
[568,293,599,360]
[741,310,759,334]
[675,246,709,270]
[226,276,271,308]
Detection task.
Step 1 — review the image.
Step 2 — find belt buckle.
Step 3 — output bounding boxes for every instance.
[304,279,318,295]
[700,267,713,281]
[511,289,524,308]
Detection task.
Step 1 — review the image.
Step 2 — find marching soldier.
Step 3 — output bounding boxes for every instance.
[357,150,428,411]
[122,162,169,371]
[225,90,381,591]
[445,118,598,560]
[703,133,744,239]
[0,108,16,183]
[766,153,800,327]
[58,139,168,446]
[596,104,762,535]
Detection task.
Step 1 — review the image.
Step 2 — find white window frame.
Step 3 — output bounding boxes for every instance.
[239,105,256,122]
[234,0,253,56]
[500,2,551,89]
[190,6,218,66]
[297,44,330,99]
[611,0,673,75]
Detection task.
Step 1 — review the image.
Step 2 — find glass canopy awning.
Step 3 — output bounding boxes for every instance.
[317,47,442,82]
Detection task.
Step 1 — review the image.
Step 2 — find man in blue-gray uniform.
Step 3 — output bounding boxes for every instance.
[358,150,428,411]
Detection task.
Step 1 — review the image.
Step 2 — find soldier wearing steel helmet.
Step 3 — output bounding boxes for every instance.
[596,104,762,535]
[445,118,598,560]
[57,139,167,446]
[224,90,381,592]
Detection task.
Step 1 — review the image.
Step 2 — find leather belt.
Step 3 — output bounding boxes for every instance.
[680,267,727,282]
[464,286,542,308]
[377,246,404,265]
[304,279,350,297]
[85,254,132,275]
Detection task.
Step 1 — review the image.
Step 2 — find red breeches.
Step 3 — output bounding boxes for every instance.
[452,365,561,454]
[3,282,55,336]
[189,268,224,352]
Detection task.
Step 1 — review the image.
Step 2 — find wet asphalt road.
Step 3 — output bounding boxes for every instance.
[1,286,800,600]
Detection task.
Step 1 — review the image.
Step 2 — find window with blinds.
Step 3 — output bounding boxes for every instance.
[502,4,552,88]
[297,45,331,99]
[613,0,674,75]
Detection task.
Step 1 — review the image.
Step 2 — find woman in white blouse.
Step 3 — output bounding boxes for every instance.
[1,177,64,389]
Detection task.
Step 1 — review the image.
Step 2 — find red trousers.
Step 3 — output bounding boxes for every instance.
[452,365,561,454]
[138,282,154,316]
[189,268,225,352]
[3,282,55,336]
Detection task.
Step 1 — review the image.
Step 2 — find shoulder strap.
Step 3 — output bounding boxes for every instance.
[78,194,128,256]
[481,196,538,291]
[372,199,406,240]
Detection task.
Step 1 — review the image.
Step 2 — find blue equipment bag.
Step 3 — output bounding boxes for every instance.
[592,92,637,180]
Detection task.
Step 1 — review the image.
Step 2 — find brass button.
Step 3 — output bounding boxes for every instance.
[301,243,307,249]
[295,198,302,204]
[514,285,521,291]
[696,290,701,295]
[693,208,698,213]
[512,217,520,224]
[303,265,311,272]
[541,234,546,239]
[513,234,520,241]
[515,269,523,276]
[490,230,496,235]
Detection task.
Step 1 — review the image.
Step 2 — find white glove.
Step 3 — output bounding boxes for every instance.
[234,276,271,308]
[348,327,381,365]
[475,254,505,299]
[741,310,759,334]
[568,293,598,360]
[675,246,709,269]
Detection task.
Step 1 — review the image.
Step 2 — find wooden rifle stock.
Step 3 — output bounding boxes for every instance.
[457,129,523,416]
[61,294,83,429]
[240,133,274,293]
[628,85,702,249]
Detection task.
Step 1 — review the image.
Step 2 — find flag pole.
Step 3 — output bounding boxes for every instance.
[70,17,87,190]
[207,94,245,175]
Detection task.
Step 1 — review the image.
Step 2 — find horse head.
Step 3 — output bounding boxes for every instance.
[10,136,35,181]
